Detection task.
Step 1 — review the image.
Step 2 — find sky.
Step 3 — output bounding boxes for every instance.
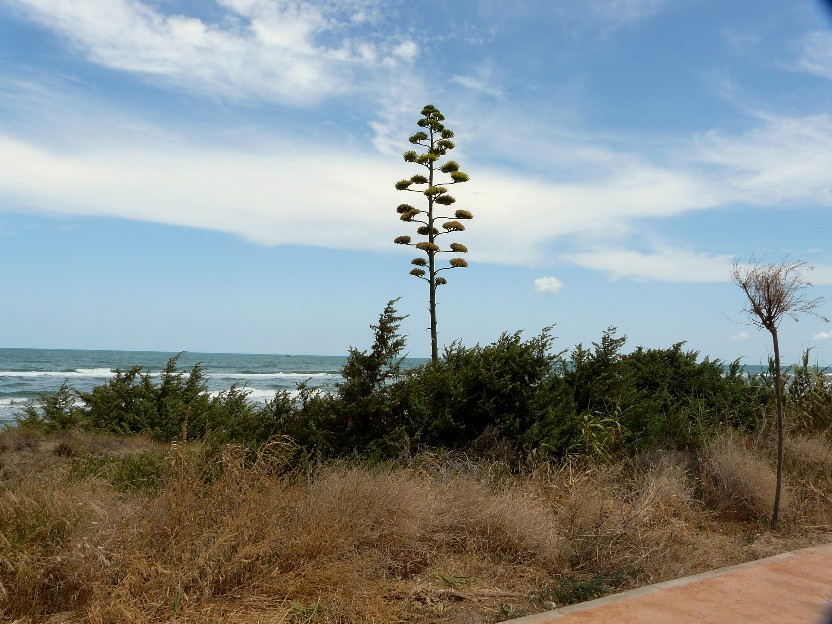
[1,0,831,363]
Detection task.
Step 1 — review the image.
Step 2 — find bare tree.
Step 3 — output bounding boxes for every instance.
[731,257,828,529]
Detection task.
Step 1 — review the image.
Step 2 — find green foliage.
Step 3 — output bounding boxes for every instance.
[79,355,211,442]
[155,356,211,442]
[399,328,569,453]
[69,451,167,493]
[563,329,772,455]
[534,571,628,606]
[787,349,832,432]
[79,366,160,436]
[16,381,81,432]
[330,300,409,455]
[10,307,829,469]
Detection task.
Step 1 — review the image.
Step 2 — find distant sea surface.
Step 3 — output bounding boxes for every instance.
[0,348,427,426]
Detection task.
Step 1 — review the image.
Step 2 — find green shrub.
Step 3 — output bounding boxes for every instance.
[154,356,211,441]
[79,366,158,435]
[563,329,771,455]
[77,356,213,442]
[333,300,408,455]
[399,328,566,453]
[15,381,81,432]
[787,350,832,432]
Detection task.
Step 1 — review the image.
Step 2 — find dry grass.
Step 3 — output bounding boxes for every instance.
[700,433,788,522]
[1,429,830,624]
[782,434,832,529]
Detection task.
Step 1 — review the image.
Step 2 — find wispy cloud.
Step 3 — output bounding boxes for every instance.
[5,0,417,105]
[587,0,670,25]
[692,113,832,206]
[3,92,827,271]
[0,133,403,250]
[2,34,831,280]
[549,0,670,30]
[562,246,735,282]
[731,331,751,341]
[813,331,832,341]
[792,31,832,80]
[533,276,564,295]
[450,69,503,98]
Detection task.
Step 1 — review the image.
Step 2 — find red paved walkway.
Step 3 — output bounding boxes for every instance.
[510,543,832,624]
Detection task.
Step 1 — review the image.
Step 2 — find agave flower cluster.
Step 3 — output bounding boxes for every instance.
[393,104,472,288]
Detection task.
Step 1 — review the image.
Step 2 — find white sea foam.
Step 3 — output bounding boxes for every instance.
[211,372,337,380]
[0,369,114,379]
[0,370,337,380]
[208,387,306,402]
[0,397,29,406]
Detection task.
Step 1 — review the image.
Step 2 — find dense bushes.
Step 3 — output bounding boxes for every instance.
[400,329,565,448]
[17,356,286,447]
[14,302,830,463]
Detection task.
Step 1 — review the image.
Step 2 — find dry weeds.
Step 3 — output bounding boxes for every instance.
[700,433,788,521]
[1,429,830,624]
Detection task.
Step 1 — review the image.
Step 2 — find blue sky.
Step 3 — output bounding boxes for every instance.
[1,0,831,363]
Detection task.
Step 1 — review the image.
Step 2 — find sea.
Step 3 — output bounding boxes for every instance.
[0,348,427,427]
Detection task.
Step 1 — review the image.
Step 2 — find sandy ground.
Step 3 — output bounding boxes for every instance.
[508,543,832,624]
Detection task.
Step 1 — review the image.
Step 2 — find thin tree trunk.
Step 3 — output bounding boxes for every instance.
[429,261,438,361]
[771,327,784,529]
[428,131,438,362]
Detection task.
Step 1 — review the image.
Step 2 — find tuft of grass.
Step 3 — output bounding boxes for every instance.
[701,433,787,522]
[69,451,167,493]
[534,571,627,606]
[433,476,559,566]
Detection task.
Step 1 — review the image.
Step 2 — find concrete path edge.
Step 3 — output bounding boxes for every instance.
[507,542,832,623]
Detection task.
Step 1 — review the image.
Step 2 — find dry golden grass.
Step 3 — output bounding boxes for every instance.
[1,429,830,624]
[782,433,832,529]
[700,433,788,522]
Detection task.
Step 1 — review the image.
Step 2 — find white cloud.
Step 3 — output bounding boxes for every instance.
[0,134,403,251]
[587,0,669,25]
[450,71,503,98]
[2,74,831,278]
[562,246,735,282]
[3,96,825,272]
[731,331,751,341]
[793,31,832,80]
[692,113,832,206]
[808,264,832,286]
[533,276,564,295]
[5,0,416,105]
[0,124,723,267]
[813,331,832,341]
[548,0,669,30]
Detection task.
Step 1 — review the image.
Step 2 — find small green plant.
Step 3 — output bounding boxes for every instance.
[289,598,333,624]
[172,585,183,616]
[538,571,627,606]
[69,451,167,493]
[436,572,473,590]
[498,603,527,620]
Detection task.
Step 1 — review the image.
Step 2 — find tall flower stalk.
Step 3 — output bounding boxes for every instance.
[394,104,471,361]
